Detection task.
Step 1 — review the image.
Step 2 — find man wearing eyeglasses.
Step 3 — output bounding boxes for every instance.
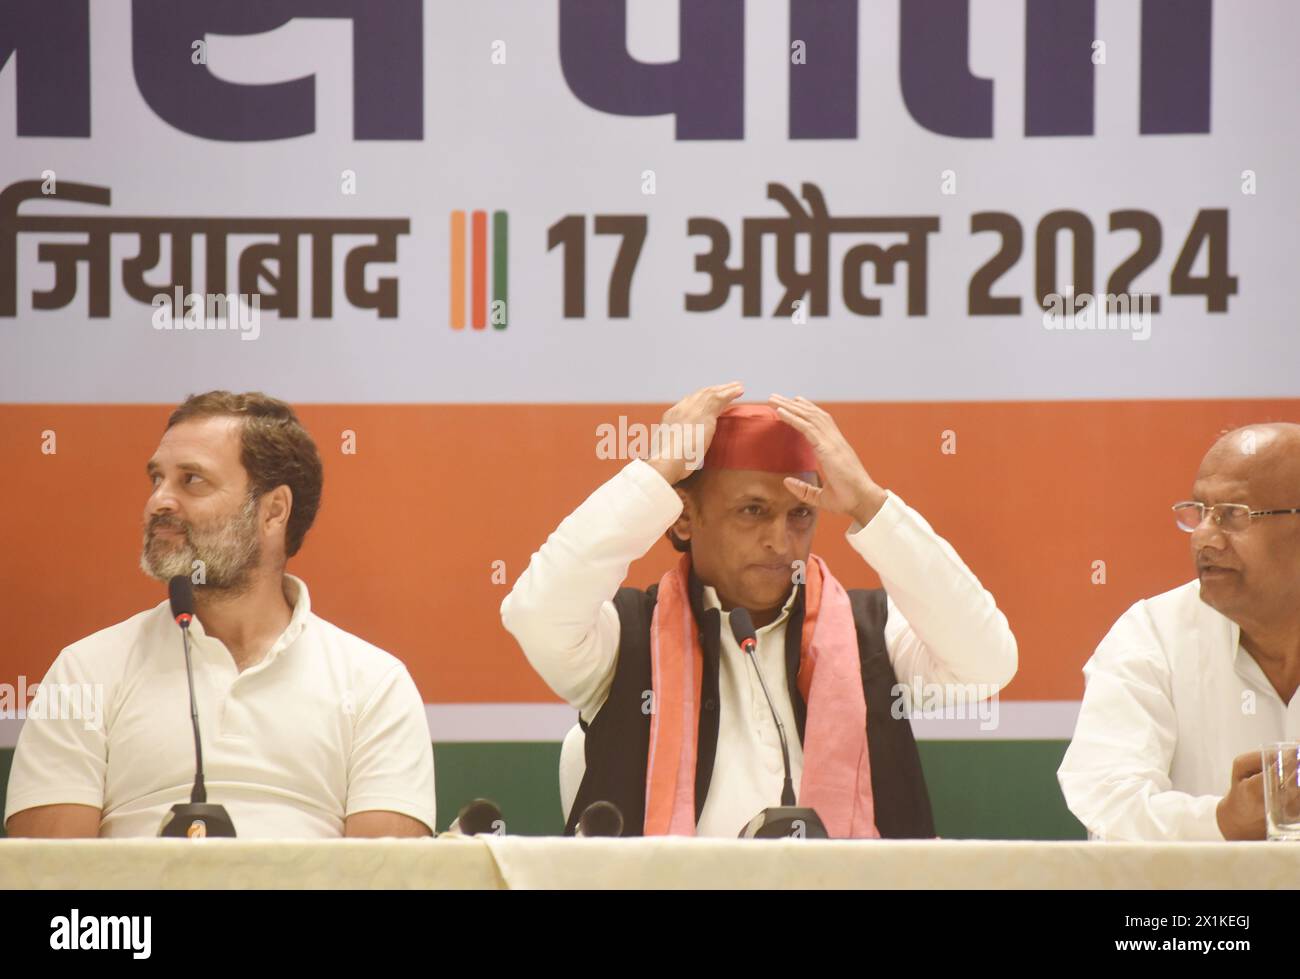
[1058,423,1300,840]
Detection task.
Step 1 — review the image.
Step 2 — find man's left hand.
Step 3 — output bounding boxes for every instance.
[770,394,888,526]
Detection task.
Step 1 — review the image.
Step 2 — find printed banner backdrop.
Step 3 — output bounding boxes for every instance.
[2,0,1298,836]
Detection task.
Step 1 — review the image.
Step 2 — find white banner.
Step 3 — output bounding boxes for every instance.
[1,0,1295,404]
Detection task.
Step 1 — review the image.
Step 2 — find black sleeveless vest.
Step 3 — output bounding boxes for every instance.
[564,573,935,838]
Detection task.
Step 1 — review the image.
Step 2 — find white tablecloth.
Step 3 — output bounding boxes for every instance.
[1,837,1297,889]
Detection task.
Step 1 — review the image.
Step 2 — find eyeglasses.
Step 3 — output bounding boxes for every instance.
[1172,501,1300,534]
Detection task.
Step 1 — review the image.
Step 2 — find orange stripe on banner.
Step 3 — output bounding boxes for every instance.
[1,400,1297,704]
[471,210,487,330]
[449,211,466,330]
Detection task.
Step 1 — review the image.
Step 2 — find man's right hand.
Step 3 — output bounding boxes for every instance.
[645,382,745,485]
[1215,751,1266,840]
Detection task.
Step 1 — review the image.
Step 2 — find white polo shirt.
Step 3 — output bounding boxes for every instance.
[4,575,437,838]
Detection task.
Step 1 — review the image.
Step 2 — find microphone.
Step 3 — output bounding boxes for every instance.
[169,575,194,628]
[575,800,624,838]
[729,607,827,840]
[158,575,236,839]
[449,798,505,836]
[730,608,795,807]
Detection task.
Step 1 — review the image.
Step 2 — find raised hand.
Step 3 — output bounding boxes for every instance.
[645,382,745,485]
[769,394,887,525]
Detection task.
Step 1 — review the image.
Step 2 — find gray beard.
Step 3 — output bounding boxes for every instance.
[140,495,262,594]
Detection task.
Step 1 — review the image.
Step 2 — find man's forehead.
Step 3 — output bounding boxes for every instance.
[1197,429,1300,497]
[151,416,242,465]
[1191,473,1251,501]
[707,468,818,500]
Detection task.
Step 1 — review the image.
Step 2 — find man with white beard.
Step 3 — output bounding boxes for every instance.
[4,391,436,839]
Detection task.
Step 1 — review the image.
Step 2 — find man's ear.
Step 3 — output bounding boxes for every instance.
[261,485,293,540]
[671,486,694,545]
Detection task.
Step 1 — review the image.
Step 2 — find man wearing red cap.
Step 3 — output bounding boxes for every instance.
[502,383,1017,838]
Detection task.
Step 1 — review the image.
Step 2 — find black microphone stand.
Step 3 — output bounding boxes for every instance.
[732,608,827,840]
[159,608,236,838]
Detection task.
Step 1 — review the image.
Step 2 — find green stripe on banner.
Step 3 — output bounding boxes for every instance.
[0,743,1083,840]
[437,742,1084,839]
[0,738,1081,842]
[435,742,561,834]
[918,741,1085,840]
[492,210,508,329]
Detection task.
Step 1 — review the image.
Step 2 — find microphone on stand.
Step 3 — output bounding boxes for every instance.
[448,798,505,836]
[575,801,624,838]
[158,575,236,839]
[730,607,827,840]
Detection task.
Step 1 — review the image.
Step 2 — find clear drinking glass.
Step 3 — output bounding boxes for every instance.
[1261,741,1300,841]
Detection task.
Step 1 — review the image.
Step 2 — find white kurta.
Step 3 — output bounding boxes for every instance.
[1058,579,1300,841]
[501,459,1018,837]
[4,575,437,838]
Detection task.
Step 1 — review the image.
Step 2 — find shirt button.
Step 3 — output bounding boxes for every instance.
[704,698,717,711]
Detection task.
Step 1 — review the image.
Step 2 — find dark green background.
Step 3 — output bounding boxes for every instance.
[0,741,1084,838]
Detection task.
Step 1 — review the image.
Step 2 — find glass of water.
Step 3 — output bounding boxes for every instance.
[1261,742,1300,841]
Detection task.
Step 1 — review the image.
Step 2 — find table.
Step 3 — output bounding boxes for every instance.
[2,838,1298,889]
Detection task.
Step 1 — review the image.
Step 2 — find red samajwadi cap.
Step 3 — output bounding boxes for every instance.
[701,404,819,474]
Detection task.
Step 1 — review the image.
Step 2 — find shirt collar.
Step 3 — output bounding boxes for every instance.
[274,574,311,653]
[176,573,312,659]
[1191,579,1267,690]
[701,582,799,634]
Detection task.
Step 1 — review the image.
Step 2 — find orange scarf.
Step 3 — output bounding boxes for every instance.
[643,553,879,838]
